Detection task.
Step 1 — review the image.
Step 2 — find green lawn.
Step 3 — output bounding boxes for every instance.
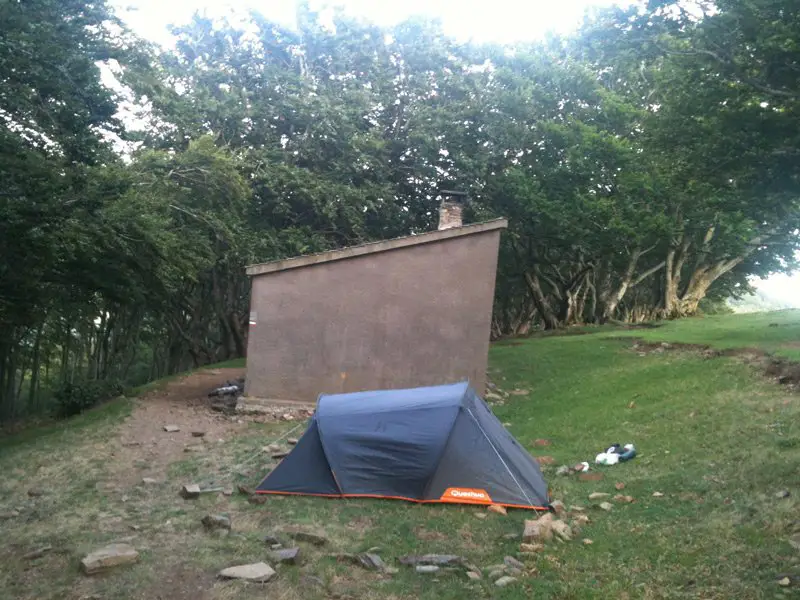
[1,312,799,599]
[609,309,800,360]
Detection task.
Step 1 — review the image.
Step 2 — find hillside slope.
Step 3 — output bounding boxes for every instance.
[1,313,799,599]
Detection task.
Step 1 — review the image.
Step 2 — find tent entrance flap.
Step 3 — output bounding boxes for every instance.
[255,381,550,510]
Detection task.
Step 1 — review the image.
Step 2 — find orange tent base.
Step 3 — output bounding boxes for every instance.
[253,489,550,511]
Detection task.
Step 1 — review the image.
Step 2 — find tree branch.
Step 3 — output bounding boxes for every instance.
[633,261,666,286]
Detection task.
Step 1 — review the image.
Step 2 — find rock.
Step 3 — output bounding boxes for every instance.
[272,452,289,460]
[520,542,543,553]
[247,495,268,505]
[551,520,572,541]
[570,505,586,512]
[615,482,626,490]
[504,556,524,570]
[222,488,233,496]
[287,438,299,445]
[777,490,791,499]
[163,425,180,432]
[613,494,635,503]
[201,514,231,531]
[582,538,593,545]
[267,443,282,452]
[495,576,517,587]
[289,531,328,546]
[474,512,487,520]
[535,456,557,466]
[523,512,554,542]
[506,567,523,576]
[550,500,566,514]
[129,525,140,531]
[180,484,201,499]
[218,562,276,582]
[269,547,300,564]
[487,504,507,515]
[191,431,206,438]
[488,568,505,580]
[27,489,44,497]
[81,543,139,574]
[141,477,159,485]
[579,472,604,481]
[598,502,613,511]
[416,565,440,573]
[779,576,791,587]
[0,510,20,519]
[23,546,52,560]
[335,552,386,571]
[263,534,282,545]
[652,491,664,497]
[556,465,571,476]
[588,492,610,500]
[399,554,464,566]
[237,484,254,496]
[358,553,386,571]
[466,570,482,580]
[573,514,591,526]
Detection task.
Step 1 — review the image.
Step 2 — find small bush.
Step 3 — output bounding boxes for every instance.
[698,297,735,315]
[54,379,124,418]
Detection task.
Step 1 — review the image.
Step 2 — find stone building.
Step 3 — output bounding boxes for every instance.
[244,193,507,402]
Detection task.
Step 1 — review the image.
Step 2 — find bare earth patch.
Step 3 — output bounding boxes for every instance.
[109,368,247,488]
[626,339,800,389]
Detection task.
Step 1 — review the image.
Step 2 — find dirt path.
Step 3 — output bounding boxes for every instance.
[110,368,247,488]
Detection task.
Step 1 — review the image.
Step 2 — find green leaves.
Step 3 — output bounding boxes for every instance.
[4,0,800,417]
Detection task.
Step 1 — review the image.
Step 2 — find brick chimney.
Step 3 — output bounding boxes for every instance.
[438,190,467,230]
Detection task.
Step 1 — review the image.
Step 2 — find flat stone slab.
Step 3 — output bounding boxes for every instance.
[415,565,440,573]
[81,543,139,574]
[400,554,465,566]
[180,484,200,499]
[201,514,231,531]
[289,531,328,546]
[218,562,276,582]
[269,547,300,564]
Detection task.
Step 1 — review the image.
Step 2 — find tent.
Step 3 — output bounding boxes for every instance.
[255,381,550,510]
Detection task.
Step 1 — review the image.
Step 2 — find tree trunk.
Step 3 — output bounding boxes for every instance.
[523,270,561,330]
[663,236,691,318]
[601,250,641,322]
[28,322,44,411]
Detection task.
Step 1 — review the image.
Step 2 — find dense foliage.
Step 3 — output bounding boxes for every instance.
[1,0,798,419]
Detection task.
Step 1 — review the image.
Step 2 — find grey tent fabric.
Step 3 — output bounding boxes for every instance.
[259,419,339,495]
[255,381,550,510]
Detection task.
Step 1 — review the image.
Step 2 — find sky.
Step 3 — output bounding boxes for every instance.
[114,0,614,45]
[113,0,800,307]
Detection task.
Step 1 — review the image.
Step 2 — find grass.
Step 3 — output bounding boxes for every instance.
[608,309,800,360]
[128,357,246,397]
[1,311,799,599]
[204,358,247,370]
